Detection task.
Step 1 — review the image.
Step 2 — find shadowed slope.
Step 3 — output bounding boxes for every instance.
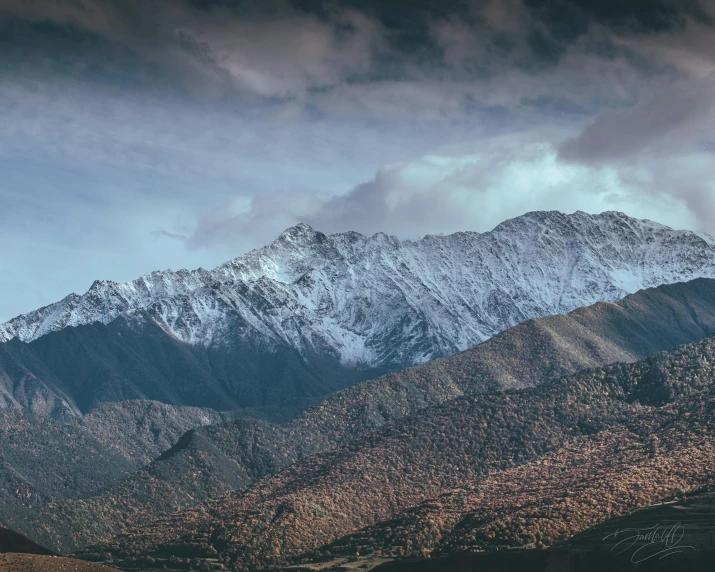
[0,526,54,555]
[563,491,715,553]
[0,315,386,416]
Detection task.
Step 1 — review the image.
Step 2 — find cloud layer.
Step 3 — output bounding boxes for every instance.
[2,0,715,319]
[185,138,703,250]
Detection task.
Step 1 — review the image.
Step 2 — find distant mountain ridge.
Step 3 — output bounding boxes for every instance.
[2,210,715,415]
[3,210,715,355]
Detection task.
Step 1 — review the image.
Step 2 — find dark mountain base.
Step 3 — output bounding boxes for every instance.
[370,549,715,572]
[0,526,54,555]
[0,553,112,571]
[565,491,715,552]
[0,315,391,416]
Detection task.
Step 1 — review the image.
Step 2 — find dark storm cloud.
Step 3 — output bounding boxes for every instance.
[0,0,386,99]
[559,77,715,162]
[558,0,715,163]
[2,0,712,101]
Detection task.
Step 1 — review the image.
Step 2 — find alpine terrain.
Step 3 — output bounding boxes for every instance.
[7,277,715,555]
[2,210,715,416]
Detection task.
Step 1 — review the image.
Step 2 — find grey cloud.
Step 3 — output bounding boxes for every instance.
[167,6,385,98]
[0,0,386,99]
[559,77,715,162]
[554,3,715,169]
[613,3,715,79]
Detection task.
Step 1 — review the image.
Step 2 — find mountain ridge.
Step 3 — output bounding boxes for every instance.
[4,210,715,354]
[3,210,715,416]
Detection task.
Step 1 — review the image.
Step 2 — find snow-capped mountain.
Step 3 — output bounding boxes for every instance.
[3,210,715,369]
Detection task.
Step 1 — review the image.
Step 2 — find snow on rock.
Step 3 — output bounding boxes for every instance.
[3,211,715,368]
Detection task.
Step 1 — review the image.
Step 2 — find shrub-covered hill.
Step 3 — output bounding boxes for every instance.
[312,398,715,562]
[0,390,311,546]
[81,332,715,571]
[0,401,243,541]
[21,278,715,555]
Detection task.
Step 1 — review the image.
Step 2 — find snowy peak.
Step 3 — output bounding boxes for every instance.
[275,222,323,245]
[2,211,715,371]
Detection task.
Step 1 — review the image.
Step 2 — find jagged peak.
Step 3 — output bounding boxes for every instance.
[276,222,322,244]
[331,230,367,242]
[368,231,399,245]
[88,279,116,291]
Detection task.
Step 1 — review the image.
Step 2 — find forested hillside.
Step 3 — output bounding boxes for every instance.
[80,333,715,570]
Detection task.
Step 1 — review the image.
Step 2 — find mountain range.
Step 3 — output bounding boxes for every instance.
[3,211,715,571]
[5,277,715,556]
[3,210,715,417]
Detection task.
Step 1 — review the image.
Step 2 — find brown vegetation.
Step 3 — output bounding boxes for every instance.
[0,554,114,571]
[80,333,715,570]
[326,401,715,560]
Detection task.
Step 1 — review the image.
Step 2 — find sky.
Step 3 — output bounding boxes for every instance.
[1,0,715,320]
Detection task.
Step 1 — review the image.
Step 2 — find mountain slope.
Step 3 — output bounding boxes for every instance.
[15,278,715,554]
[0,314,383,415]
[321,397,715,562]
[0,401,241,540]
[79,333,715,570]
[3,210,715,415]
